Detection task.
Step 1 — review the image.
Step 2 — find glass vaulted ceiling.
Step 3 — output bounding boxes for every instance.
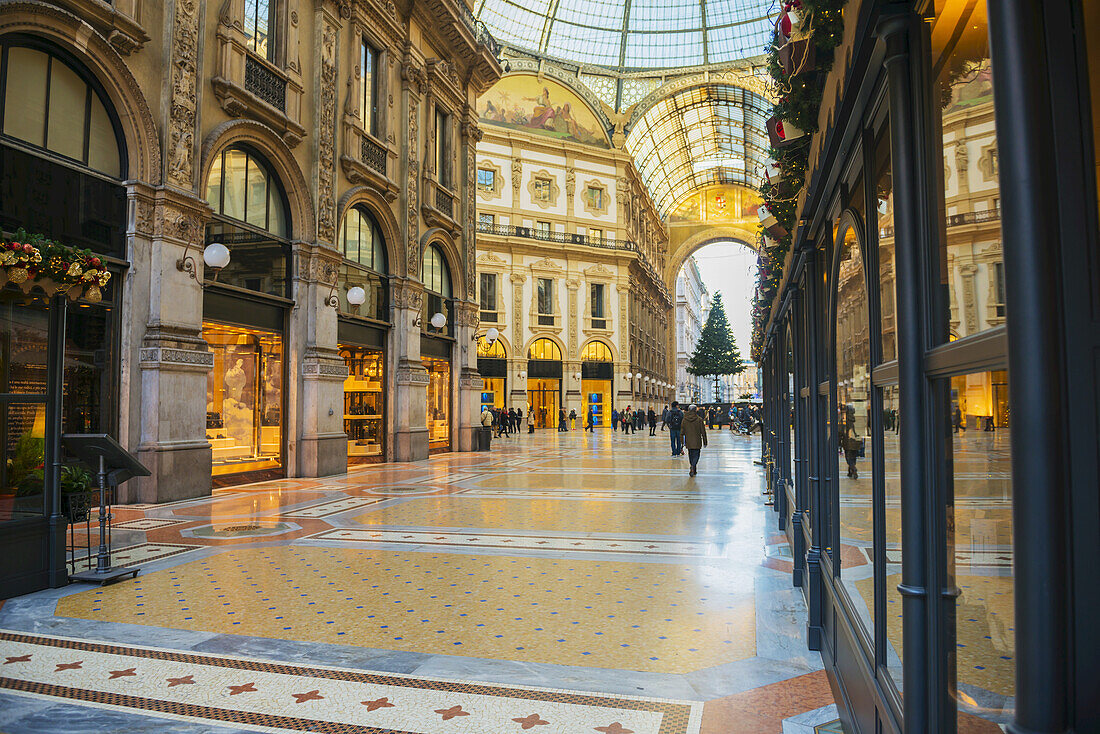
[474,0,775,70]
[626,84,771,217]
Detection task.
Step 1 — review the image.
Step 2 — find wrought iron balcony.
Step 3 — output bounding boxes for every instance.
[435,186,455,220]
[361,137,386,176]
[245,55,286,113]
[476,222,636,251]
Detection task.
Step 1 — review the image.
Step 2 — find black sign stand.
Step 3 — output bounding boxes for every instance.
[62,434,150,585]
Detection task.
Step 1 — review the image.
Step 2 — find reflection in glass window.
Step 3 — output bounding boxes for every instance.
[882,384,903,694]
[204,322,283,476]
[586,186,604,210]
[947,369,1014,728]
[245,0,275,61]
[206,147,287,237]
[835,223,874,636]
[479,272,497,313]
[930,0,1004,342]
[359,40,379,136]
[0,43,123,177]
[425,357,450,446]
[876,128,897,363]
[422,244,451,297]
[477,337,506,358]
[341,206,387,273]
[477,168,495,192]
[591,283,605,319]
[537,278,554,315]
[533,178,552,203]
[342,346,384,462]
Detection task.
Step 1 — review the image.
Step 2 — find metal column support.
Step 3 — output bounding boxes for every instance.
[987,1,1071,731]
[803,248,824,651]
[790,287,806,587]
[45,294,67,588]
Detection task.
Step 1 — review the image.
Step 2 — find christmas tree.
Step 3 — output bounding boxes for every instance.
[687,293,745,402]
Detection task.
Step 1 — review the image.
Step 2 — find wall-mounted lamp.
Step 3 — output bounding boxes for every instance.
[518,371,526,379]
[178,242,231,280]
[474,326,500,343]
[326,282,366,310]
[430,312,447,330]
[572,373,580,380]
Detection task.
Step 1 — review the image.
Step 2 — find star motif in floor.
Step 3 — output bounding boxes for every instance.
[362,697,395,711]
[292,690,324,703]
[55,661,82,671]
[166,675,195,687]
[228,682,257,695]
[435,704,470,720]
[4,655,31,664]
[108,668,137,679]
[513,713,550,729]
[594,724,634,734]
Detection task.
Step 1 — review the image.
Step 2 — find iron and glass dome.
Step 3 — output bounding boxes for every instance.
[474,0,775,70]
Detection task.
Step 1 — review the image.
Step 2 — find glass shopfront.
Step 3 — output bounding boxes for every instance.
[204,321,284,477]
[527,378,560,428]
[580,340,613,426]
[476,336,506,410]
[425,356,450,449]
[341,346,383,463]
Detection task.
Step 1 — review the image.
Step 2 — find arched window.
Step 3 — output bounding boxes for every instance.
[528,338,561,361]
[477,337,506,358]
[0,39,124,178]
[581,341,612,362]
[422,244,451,297]
[205,146,288,237]
[341,205,387,273]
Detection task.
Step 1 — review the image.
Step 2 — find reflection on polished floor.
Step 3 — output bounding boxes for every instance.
[0,431,839,733]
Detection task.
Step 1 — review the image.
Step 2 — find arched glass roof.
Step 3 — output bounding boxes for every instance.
[474,0,774,70]
[625,84,771,217]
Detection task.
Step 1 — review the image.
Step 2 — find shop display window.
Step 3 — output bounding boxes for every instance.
[204,322,284,476]
[0,292,48,521]
[582,380,611,426]
[425,357,450,447]
[341,346,384,462]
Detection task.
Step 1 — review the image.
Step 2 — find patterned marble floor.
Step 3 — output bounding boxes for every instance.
[0,430,839,733]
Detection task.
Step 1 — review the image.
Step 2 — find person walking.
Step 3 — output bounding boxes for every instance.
[630,408,638,434]
[585,408,595,432]
[621,407,630,433]
[480,406,494,446]
[660,404,669,431]
[569,408,577,431]
[667,401,685,456]
[953,405,964,434]
[647,408,657,436]
[611,408,619,430]
[557,408,566,432]
[516,408,524,434]
[682,405,708,477]
[494,408,507,439]
[527,408,535,434]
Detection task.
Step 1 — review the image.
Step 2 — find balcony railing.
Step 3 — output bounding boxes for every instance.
[455,0,501,58]
[361,137,386,177]
[477,222,636,251]
[245,55,286,113]
[880,208,1000,240]
[435,186,454,219]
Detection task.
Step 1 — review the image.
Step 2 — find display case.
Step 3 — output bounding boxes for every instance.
[424,357,450,448]
[341,346,384,462]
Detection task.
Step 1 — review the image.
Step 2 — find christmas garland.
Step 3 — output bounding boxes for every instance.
[0,229,111,302]
[751,0,845,362]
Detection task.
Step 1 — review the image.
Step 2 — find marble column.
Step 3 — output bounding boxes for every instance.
[391,279,429,460]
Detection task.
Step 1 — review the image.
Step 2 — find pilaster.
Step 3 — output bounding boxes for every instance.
[391,278,429,460]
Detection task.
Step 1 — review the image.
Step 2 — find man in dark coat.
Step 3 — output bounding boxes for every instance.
[681,405,708,476]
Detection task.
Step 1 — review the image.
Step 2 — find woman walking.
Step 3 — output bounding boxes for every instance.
[647,408,657,436]
[569,408,577,430]
[681,405,708,477]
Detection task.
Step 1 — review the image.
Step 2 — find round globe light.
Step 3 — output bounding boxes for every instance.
[486,327,499,342]
[346,286,366,306]
[203,243,231,269]
[625,372,633,379]
[430,312,447,330]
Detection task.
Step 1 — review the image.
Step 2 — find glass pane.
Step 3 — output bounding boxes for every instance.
[64,301,115,435]
[948,369,1014,729]
[245,156,268,230]
[425,357,450,445]
[4,46,49,147]
[267,183,286,238]
[221,150,248,222]
[205,220,289,298]
[930,0,1003,343]
[205,156,222,213]
[204,321,283,476]
[538,278,553,314]
[343,208,362,263]
[882,384,903,693]
[876,127,897,363]
[480,273,496,311]
[46,59,87,162]
[0,294,49,394]
[87,93,121,178]
[835,224,874,636]
[343,346,384,462]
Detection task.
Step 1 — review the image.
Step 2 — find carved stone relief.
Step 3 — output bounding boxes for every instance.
[167,0,200,188]
[511,159,522,199]
[317,18,339,244]
[510,273,526,349]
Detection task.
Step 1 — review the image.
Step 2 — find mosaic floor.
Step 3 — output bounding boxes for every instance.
[0,430,840,733]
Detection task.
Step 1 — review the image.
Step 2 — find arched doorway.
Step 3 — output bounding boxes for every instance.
[527,337,562,428]
[422,243,453,452]
[580,340,614,426]
[202,145,293,484]
[337,204,390,464]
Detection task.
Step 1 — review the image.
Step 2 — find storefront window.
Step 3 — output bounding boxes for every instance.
[835,221,874,637]
[882,384,903,694]
[477,337,506,411]
[947,369,1014,728]
[341,346,383,462]
[930,0,1003,343]
[422,244,452,337]
[527,378,560,429]
[876,127,897,363]
[204,322,283,476]
[0,292,48,521]
[338,206,388,322]
[425,357,450,447]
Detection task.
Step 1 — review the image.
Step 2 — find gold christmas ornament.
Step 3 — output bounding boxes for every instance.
[8,266,29,284]
[83,285,102,303]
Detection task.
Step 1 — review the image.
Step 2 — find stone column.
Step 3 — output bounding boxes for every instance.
[391,279,428,460]
[453,300,481,452]
[509,272,528,409]
[127,188,215,503]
